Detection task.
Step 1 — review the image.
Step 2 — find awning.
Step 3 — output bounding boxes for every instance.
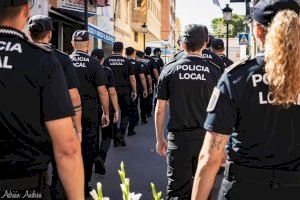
[49,7,84,25]
[88,23,115,44]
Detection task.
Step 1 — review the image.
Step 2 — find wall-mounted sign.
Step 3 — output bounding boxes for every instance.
[88,23,115,44]
[59,0,96,14]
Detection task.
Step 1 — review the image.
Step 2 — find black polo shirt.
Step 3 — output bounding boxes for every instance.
[157,54,221,132]
[103,54,135,87]
[202,49,226,72]
[220,54,234,68]
[152,55,164,72]
[0,27,74,178]
[205,53,300,171]
[69,51,107,101]
[43,44,79,89]
[103,66,116,89]
[144,55,159,80]
[128,58,145,92]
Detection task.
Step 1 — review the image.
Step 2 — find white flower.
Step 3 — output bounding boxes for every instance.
[129,193,142,200]
[89,190,98,200]
[89,188,110,200]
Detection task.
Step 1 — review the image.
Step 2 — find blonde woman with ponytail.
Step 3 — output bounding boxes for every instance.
[191,0,300,200]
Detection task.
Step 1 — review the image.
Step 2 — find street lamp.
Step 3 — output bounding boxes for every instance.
[222,4,232,58]
[141,23,147,51]
[84,0,88,30]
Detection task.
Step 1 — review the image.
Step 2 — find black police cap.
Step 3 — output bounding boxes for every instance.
[0,0,28,7]
[211,39,224,50]
[91,49,105,60]
[253,0,300,26]
[153,48,162,54]
[72,30,89,42]
[28,15,54,32]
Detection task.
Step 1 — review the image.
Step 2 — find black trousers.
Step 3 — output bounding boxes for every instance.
[0,171,51,200]
[146,92,153,116]
[97,111,115,161]
[116,86,131,135]
[166,131,205,200]
[81,122,98,194]
[128,96,139,132]
[139,92,148,121]
[218,164,300,200]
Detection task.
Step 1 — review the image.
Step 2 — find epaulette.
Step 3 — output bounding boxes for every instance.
[55,49,69,56]
[225,56,251,73]
[207,60,221,69]
[26,40,52,53]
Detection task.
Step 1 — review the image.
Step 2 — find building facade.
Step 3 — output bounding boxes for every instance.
[131,0,162,51]
[30,0,115,54]
[161,0,176,48]
[175,17,181,50]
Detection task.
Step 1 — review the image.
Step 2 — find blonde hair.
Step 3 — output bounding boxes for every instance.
[265,10,300,107]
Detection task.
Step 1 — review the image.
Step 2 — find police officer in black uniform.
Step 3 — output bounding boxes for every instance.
[155,24,221,200]
[152,48,165,72]
[27,15,83,199]
[91,49,119,175]
[192,1,300,199]
[136,50,153,124]
[202,27,226,72]
[211,38,234,68]
[70,30,110,196]
[0,1,84,199]
[104,42,137,147]
[144,47,157,117]
[125,47,148,136]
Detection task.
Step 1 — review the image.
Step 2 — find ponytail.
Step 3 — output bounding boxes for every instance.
[265,10,300,107]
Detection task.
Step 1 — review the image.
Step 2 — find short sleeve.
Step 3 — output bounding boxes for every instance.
[145,64,151,75]
[42,57,75,121]
[204,73,238,135]
[107,68,116,88]
[138,63,145,75]
[127,59,135,75]
[151,59,158,71]
[157,68,170,100]
[93,61,108,87]
[63,56,79,89]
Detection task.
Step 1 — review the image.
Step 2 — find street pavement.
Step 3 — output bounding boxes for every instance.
[90,116,168,199]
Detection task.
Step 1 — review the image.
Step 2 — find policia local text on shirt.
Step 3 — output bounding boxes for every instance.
[155,24,221,200]
[0,1,84,200]
[192,0,300,200]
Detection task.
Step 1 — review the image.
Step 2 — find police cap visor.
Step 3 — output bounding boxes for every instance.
[253,0,300,26]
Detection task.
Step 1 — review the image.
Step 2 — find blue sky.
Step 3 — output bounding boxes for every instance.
[176,0,245,32]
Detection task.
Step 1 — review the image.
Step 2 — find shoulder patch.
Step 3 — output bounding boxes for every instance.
[26,40,52,53]
[207,60,221,69]
[225,56,251,73]
[207,87,220,112]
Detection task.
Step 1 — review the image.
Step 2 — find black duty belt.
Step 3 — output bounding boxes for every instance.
[0,171,47,191]
[225,162,300,186]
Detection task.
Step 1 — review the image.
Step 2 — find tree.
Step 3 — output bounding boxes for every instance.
[211,14,246,38]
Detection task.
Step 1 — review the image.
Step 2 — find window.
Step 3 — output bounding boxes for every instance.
[136,0,142,7]
[134,32,139,42]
